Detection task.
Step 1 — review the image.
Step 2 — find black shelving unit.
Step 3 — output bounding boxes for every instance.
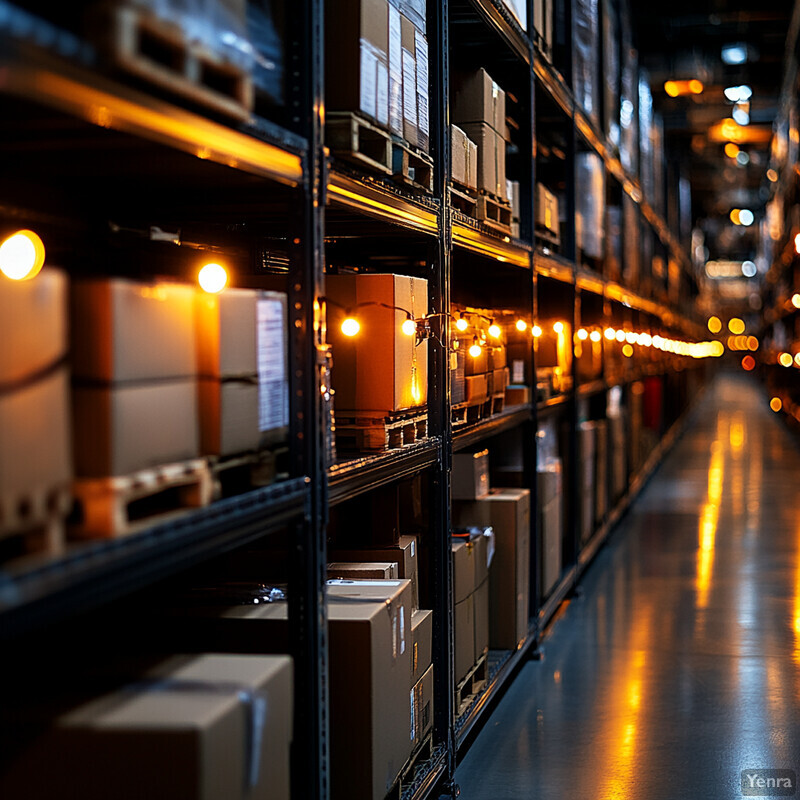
[0,1,714,799]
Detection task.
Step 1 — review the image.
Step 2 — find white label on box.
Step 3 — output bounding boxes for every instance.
[402,48,417,126]
[376,60,389,126]
[512,359,524,384]
[400,605,406,654]
[359,40,378,120]
[256,297,288,432]
[410,540,415,558]
[327,580,402,586]
[485,528,496,569]
[392,608,398,659]
[389,6,403,135]
[410,688,416,741]
[414,32,429,138]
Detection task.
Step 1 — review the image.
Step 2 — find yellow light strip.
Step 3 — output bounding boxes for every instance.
[327,182,439,233]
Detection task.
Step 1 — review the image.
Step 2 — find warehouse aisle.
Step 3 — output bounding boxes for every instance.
[456,372,800,800]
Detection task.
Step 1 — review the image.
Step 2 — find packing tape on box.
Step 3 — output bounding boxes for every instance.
[451,526,496,568]
[127,678,268,792]
[0,354,68,396]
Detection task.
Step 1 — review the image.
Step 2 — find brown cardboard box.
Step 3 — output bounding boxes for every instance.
[411,608,432,684]
[411,664,434,745]
[488,345,507,370]
[325,0,390,126]
[576,336,603,381]
[451,124,469,185]
[328,561,399,580]
[0,267,66,385]
[71,278,196,382]
[454,592,474,683]
[451,539,475,604]
[73,380,199,477]
[413,23,430,152]
[451,450,490,500]
[452,68,506,132]
[491,368,509,396]
[401,14,419,147]
[535,183,560,236]
[465,373,488,403]
[331,534,419,609]
[0,654,293,800]
[452,489,531,651]
[505,384,530,405]
[474,576,489,661]
[0,368,71,499]
[462,338,489,375]
[541,491,562,597]
[327,273,428,414]
[195,289,258,378]
[460,122,507,200]
[199,379,259,456]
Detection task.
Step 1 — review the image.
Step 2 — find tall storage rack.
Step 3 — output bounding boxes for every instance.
[0,1,708,799]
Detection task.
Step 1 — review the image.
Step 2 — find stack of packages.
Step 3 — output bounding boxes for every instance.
[619,24,639,176]
[0,653,294,800]
[573,0,600,126]
[451,450,530,673]
[325,0,430,153]
[535,320,572,398]
[195,288,289,460]
[575,152,605,263]
[603,0,621,148]
[0,269,71,551]
[535,183,560,244]
[533,0,553,59]
[488,333,510,401]
[536,420,562,598]
[639,71,655,208]
[576,329,603,382]
[451,124,479,192]
[452,69,508,203]
[327,273,428,424]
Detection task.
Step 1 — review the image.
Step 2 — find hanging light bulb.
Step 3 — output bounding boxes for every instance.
[455,315,468,332]
[516,319,527,332]
[198,262,228,294]
[402,317,417,336]
[553,321,565,334]
[341,317,361,337]
[577,328,588,341]
[615,330,626,343]
[590,330,602,343]
[469,336,482,358]
[531,325,543,337]
[0,229,46,281]
[488,322,502,339]
[604,327,616,340]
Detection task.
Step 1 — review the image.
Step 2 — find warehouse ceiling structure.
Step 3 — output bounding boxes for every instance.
[632,1,795,308]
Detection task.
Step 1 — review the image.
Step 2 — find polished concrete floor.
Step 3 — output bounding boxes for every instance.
[456,372,800,799]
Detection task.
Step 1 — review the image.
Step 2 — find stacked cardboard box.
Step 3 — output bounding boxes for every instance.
[533,0,553,58]
[327,273,428,415]
[537,461,562,598]
[410,608,433,746]
[0,653,293,800]
[0,268,71,528]
[195,289,288,456]
[452,68,508,200]
[573,0,600,125]
[71,278,199,477]
[451,124,479,190]
[602,0,620,146]
[576,152,605,260]
[451,532,490,683]
[507,179,521,237]
[535,183,560,240]
[325,0,430,153]
[453,481,530,652]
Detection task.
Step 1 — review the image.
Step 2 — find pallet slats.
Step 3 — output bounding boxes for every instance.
[334,408,428,452]
[327,112,393,174]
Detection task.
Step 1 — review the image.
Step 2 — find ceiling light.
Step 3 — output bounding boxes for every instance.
[722,44,747,65]
[741,261,757,277]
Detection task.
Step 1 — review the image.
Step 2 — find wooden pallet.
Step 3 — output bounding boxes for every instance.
[0,485,72,561]
[386,734,435,800]
[392,140,434,193]
[476,193,513,234]
[96,5,253,120]
[335,408,428,452]
[488,392,505,416]
[208,447,286,500]
[327,112,393,175]
[451,399,485,427]
[72,459,213,539]
[535,227,561,248]
[450,182,479,216]
[455,653,488,715]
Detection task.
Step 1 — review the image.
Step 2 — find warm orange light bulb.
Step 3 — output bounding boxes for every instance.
[455,317,468,332]
[341,317,360,337]
[0,230,45,281]
[402,318,417,336]
[516,319,527,332]
[198,263,228,294]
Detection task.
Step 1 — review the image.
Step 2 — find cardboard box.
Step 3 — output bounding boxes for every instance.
[473,576,489,661]
[71,278,196,382]
[325,0,389,125]
[488,345,507,370]
[451,125,478,189]
[0,368,71,500]
[451,538,475,604]
[508,179,521,223]
[388,2,403,135]
[73,380,199,477]
[537,463,561,506]
[0,654,293,800]
[541,491,562,597]
[198,379,259,456]
[453,489,530,651]
[451,449,490,500]
[452,68,506,132]
[0,267,66,385]
[450,345,466,405]
[608,414,627,500]
[327,273,428,414]
[576,152,605,259]
[535,183,560,236]
[328,561,399,580]
[411,664,434,745]
[331,534,419,609]
[454,592,474,683]
[401,14,419,148]
[465,373,488,403]
[460,122,507,200]
[505,384,530,405]
[411,608,432,684]
[462,338,489,375]
[490,368,509,396]
[195,288,258,378]
[400,0,426,32]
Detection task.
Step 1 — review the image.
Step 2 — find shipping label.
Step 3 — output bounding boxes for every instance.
[388,6,403,135]
[402,48,417,128]
[376,61,389,126]
[414,32,429,140]
[256,297,288,432]
[359,39,378,120]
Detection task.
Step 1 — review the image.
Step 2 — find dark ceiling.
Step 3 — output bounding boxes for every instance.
[631,2,793,262]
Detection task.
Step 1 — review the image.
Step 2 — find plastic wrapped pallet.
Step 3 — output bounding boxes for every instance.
[573,0,600,125]
[602,0,620,146]
[575,152,605,260]
[400,11,430,152]
[499,0,527,29]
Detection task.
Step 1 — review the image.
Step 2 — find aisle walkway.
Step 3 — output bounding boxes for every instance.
[456,373,800,800]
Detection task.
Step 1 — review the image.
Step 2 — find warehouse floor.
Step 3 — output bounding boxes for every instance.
[455,371,800,799]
